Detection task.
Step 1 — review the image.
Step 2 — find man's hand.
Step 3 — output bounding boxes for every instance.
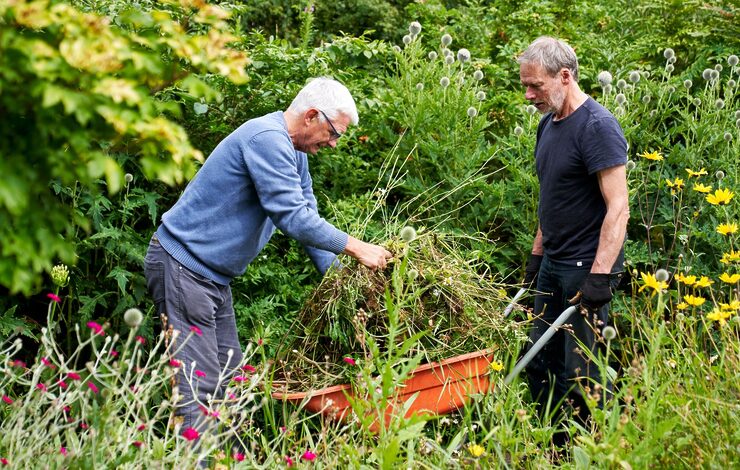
[524,253,543,288]
[343,236,393,270]
[576,273,613,312]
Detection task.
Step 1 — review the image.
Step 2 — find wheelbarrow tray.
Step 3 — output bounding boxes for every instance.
[272,348,496,427]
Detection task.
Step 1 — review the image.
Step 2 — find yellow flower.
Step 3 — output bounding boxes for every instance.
[694,276,714,288]
[706,188,735,205]
[676,302,689,310]
[675,273,697,286]
[692,183,712,193]
[683,295,706,306]
[719,272,740,283]
[665,178,685,190]
[468,444,485,457]
[716,222,738,236]
[685,167,708,178]
[720,300,740,311]
[720,251,740,264]
[638,272,668,295]
[640,150,664,161]
[490,360,504,372]
[706,308,732,326]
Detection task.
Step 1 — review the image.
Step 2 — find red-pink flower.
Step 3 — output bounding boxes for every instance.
[190,325,203,336]
[47,292,61,303]
[2,396,12,405]
[36,383,48,392]
[67,372,81,381]
[195,370,206,378]
[343,357,356,366]
[258,338,264,346]
[12,360,26,368]
[302,450,317,461]
[228,392,236,400]
[169,359,181,368]
[242,364,256,373]
[57,380,68,389]
[1,457,8,465]
[135,336,146,345]
[80,422,88,430]
[86,321,104,336]
[137,424,146,431]
[233,452,245,462]
[87,382,99,394]
[109,350,119,358]
[285,456,294,467]
[63,406,71,413]
[280,426,287,433]
[132,441,144,448]
[41,357,56,368]
[232,376,247,383]
[60,447,68,456]
[182,427,199,441]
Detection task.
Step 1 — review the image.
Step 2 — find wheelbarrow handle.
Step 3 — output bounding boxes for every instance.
[504,305,577,385]
[503,287,527,318]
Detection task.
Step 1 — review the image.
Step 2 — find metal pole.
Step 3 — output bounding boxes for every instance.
[503,287,527,318]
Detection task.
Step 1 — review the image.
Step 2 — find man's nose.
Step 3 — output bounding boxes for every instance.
[525,88,536,100]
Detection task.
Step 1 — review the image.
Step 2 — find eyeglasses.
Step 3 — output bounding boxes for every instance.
[319,110,342,140]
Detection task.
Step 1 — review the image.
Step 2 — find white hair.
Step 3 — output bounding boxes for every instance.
[517,36,579,82]
[287,77,359,125]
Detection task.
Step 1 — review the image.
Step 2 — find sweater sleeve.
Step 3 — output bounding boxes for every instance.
[242,130,349,254]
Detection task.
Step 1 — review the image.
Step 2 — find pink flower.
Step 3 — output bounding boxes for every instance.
[80,422,88,430]
[198,405,209,415]
[280,426,287,433]
[67,372,81,381]
[343,357,356,366]
[258,338,264,346]
[57,380,68,389]
[2,396,12,405]
[242,364,256,373]
[87,382,99,394]
[1,458,8,465]
[86,321,104,336]
[182,427,199,441]
[195,370,206,378]
[228,392,236,400]
[285,456,294,467]
[232,376,247,383]
[169,359,181,368]
[137,424,146,431]
[41,357,56,368]
[47,292,61,303]
[190,325,203,336]
[36,383,48,392]
[135,336,146,345]
[132,441,144,448]
[63,406,71,413]
[233,452,245,462]
[12,360,26,368]
[60,447,68,456]
[109,350,119,358]
[210,410,220,418]
[301,450,317,461]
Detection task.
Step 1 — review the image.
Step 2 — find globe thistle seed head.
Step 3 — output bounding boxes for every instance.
[725,132,733,142]
[693,98,701,107]
[476,91,486,101]
[124,173,134,184]
[735,110,740,120]
[400,226,417,242]
[51,264,70,287]
[715,98,725,110]
[473,70,484,81]
[665,64,674,73]
[402,35,412,45]
[597,71,613,86]
[526,104,537,115]
[629,71,640,83]
[392,45,401,53]
[728,80,736,88]
[714,64,723,72]
[626,160,636,171]
[514,126,523,136]
[440,77,450,87]
[603,84,612,94]
[683,79,692,89]
[615,93,626,105]
[441,33,452,46]
[715,170,725,180]
[467,106,478,117]
[702,69,713,80]
[444,55,454,65]
[648,109,656,118]
[407,269,419,281]
[642,95,651,104]
[615,106,625,116]
[428,51,438,61]
[457,74,465,85]
[416,83,424,91]
[441,47,452,57]
[655,269,670,282]
[663,47,675,59]
[728,55,739,67]
[409,21,422,35]
[667,86,675,94]
[457,48,471,63]
[616,79,627,90]
[602,326,617,341]
[710,70,719,80]
[124,308,143,328]
[667,56,676,64]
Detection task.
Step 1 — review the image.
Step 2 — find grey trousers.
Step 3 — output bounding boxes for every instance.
[144,235,243,432]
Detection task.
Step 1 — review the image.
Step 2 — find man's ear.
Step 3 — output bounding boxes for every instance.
[304,108,320,123]
[560,68,572,85]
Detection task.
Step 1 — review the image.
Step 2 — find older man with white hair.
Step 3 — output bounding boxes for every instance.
[144,77,392,433]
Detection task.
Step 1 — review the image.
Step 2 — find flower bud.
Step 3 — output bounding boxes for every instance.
[457,48,471,63]
[683,79,692,89]
[602,326,617,341]
[514,126,523,136]
[408,21,422,35]
[400,226,417,242]
[467,107,477,118]
[440,77,450,88]
[473,70,484,81]
[124,308,143,328]
[629,71,640,83]
[441,34,452,46]
[655,269,670,282]
[729,55,739,67]
[663,48,675,59]
[428,51,437,61]
[51,264,70,287]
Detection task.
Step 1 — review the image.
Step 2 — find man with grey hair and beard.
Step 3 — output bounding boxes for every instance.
[517,36,629,447]
[144,77,392,436]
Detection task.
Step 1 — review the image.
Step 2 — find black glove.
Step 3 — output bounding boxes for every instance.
[577,273,613,312]
[524,254,543,288]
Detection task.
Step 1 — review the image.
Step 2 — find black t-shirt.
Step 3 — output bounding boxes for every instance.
[535,97,627,263]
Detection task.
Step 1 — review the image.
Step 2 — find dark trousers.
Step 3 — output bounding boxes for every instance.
[525,255,621,439]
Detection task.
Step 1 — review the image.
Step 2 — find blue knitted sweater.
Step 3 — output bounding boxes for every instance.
[156,111,348,285]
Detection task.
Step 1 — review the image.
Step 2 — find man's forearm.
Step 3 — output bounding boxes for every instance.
[591,203,629,274]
